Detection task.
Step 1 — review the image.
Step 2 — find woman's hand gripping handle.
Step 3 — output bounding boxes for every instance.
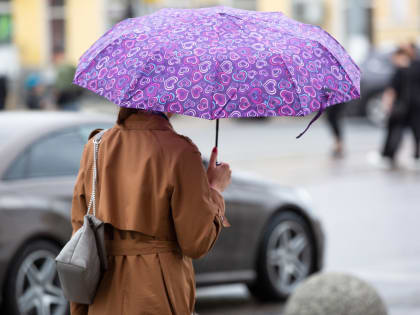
[207,147,232,194]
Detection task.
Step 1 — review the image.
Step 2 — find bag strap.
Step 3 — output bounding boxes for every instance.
[87,129,108,217]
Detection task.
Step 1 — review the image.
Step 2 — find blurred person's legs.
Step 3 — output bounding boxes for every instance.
[369,109,406,169]
[26,89,43,110]
[382,100,411,160]
[382,113,405,162]
[0,76,7,110]
[412,125,420,160]
[326,104,345,158]
[408,106,420,164]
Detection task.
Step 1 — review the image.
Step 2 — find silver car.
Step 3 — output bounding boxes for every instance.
[0,111,324,315]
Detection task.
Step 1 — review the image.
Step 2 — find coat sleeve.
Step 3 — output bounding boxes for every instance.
[70,144,90,315]
[170,144,229,259]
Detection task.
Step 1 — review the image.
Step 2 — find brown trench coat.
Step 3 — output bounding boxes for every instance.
[70,112,229,315]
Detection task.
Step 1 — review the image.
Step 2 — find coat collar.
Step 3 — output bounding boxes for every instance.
[115,111,174,131]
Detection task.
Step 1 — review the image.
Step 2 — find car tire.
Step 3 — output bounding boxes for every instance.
[4,240,69,315]
[248,211,315,301]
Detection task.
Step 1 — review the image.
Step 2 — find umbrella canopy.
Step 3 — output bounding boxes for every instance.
[74,6,360,135]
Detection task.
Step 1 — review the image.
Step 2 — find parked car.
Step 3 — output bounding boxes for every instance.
[0,111,325,315]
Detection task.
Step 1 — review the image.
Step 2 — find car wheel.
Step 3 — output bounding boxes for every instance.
[366,93,387,127]
[4,240,69,315]
[248,211,315,301]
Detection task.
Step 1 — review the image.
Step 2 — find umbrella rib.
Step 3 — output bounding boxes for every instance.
[213,95,234,119]
[277,55,302,115]
[306,39,359,96]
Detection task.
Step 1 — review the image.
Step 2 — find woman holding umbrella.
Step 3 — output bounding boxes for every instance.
[70,107,231,315]
[68,6,359,315]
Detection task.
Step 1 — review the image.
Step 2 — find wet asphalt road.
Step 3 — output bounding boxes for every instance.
[170,114,420,315]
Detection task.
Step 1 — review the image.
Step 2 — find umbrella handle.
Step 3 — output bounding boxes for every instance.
[215,119,221,166]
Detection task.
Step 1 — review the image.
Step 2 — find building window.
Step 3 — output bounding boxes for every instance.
[390,0,407,24]
[292,0,325,25]
[0,0,11,44]
[106,0,159,27]
[50,0,65,5]
[107,0,130,27]
[48,0,66,59]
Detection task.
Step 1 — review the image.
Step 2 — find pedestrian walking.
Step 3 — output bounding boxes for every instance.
[326,103,346,158]
[374,45,420,169]
[53,50,83,111]
[70,108,231,315]
[369,47,411,168]
[403,55,420,168]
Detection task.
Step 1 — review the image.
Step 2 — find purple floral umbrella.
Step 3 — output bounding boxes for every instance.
[74,6,360,143]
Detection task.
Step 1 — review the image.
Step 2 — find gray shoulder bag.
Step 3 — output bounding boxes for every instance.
[55,129,108,304]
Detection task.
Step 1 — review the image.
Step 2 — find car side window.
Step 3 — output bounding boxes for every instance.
[3,124,113,181]
[26,130,85,178]
[4,130,84,180]
[3,150,29,180]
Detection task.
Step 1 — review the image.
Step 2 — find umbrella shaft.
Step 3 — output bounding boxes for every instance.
[215,119,219,149]
[215,119,221,166]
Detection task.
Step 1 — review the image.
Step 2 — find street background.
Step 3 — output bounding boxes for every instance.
[1,0,420,314]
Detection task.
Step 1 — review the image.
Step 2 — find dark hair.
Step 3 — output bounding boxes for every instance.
[117,107,141,124]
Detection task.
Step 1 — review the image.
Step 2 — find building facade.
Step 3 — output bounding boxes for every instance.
[10,0,256,71]
[13,0,107,68]
[373,0,420,46]
[8,0,420,71]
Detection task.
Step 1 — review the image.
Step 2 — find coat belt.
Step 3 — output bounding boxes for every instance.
[106,239,179,256]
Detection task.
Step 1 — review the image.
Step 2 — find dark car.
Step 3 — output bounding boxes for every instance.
[0,112,324,315]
